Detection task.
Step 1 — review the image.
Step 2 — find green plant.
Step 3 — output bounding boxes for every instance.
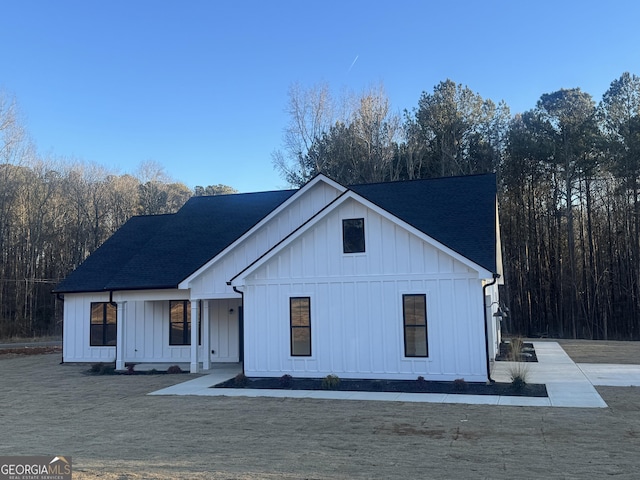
[370,380,384,391]
[99,364,115,375]
[321,374,340,390]
[279,374,293,388]
[233,373,249,387]
[126,364,135,375]
[453,378,468,392]
[89,362,103,374]
[415,375,428,391]
[167,365,183,374]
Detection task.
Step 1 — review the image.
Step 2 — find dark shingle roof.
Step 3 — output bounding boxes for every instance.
[54,189,296,293]
[350,173,497,273]
[54,174,497,294]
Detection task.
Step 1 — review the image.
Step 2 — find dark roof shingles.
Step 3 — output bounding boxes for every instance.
[55,174,497,293]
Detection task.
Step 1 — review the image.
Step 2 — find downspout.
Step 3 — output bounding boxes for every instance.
[482,273,500,384]
[109,291,117,367]
[56,293,65,364]
[230,284,245,374]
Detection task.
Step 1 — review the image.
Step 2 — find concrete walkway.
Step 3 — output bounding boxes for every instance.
[149,342,640,408]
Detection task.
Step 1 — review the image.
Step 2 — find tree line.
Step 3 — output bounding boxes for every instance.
[1,73,639,340]
[0,92,235,338]
[274,75,640,340]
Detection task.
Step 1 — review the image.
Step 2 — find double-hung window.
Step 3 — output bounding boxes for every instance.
[403,294,428,357]
[90,302,117,346]
[290,297,311,356]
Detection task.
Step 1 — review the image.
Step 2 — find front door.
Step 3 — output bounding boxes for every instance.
[209,299,240,363]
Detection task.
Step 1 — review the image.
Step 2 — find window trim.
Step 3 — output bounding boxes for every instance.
[89,302,117,347]
[402,294,428,358]
[342,218,366,254]
[290,296,311,357]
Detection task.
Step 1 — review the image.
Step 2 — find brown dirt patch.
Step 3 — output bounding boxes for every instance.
[0,348,640,480]
[549,339,640,364]
[2,351,640,478]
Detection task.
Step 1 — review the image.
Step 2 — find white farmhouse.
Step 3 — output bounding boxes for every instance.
[54,173,503,382]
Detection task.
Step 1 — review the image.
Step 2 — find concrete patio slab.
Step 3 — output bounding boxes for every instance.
[578,363,640,386]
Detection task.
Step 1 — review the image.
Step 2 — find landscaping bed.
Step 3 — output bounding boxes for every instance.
[495,339,538,362]
[214,375,548,397]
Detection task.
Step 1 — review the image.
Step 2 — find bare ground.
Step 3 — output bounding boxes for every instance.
[1,342,640,479]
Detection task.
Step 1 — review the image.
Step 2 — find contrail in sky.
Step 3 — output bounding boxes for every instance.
[348,55,359,72]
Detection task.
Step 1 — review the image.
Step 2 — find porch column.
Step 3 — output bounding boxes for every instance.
[190,300,199,373]
[202,300,211,371]
[115,301,126,370]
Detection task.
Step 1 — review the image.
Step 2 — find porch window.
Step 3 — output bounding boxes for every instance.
[403,294,428,357]
[90,302,117,346]
[290,297,311,356]
[170,301,190,345]
[342,218,365,253]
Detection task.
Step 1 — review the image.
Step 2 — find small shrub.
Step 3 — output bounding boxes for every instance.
[415,375,428,391]
[453,378,468,392]
[370,380,384,391]
[99,364,115,375]
[511,374,527,391]
[126,364,135,375]
[233,373,249,387]
[89,362,103,374]
[167,365,183,374]
[279,374,293,389]
[321,374,340,390]
[507,337,529,390]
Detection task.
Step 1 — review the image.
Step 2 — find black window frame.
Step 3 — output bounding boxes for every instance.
[90,302,117,347]
[290,297,311,357]
[169,300,189,346]
[342,218,365,254]
[403,294,428,357]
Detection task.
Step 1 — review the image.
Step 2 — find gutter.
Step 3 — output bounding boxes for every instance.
[482,273,500,384]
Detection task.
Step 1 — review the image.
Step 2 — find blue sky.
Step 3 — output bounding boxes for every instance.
[1,1,639,192]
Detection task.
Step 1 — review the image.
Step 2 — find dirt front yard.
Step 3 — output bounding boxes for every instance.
[1,342,640,479]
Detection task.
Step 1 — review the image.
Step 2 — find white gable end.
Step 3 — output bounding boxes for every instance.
[183,176,344,298]
[240,197,488,381]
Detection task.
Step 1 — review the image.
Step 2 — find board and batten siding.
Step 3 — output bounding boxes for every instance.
[63,294,192,363]
[187,180,342,298]
[242,199,488,381]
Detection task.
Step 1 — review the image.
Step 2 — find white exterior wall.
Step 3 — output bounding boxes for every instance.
[63,291,239,365]
[63,292,116,362]
[242,199,489,381]
[187,181,342,298]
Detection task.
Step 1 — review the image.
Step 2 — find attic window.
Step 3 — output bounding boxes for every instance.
[342,218,365,253]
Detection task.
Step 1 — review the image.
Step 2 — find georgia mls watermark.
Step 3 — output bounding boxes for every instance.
[0,456,71,480]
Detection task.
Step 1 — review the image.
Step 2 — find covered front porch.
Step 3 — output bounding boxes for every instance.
[112,291,242,373]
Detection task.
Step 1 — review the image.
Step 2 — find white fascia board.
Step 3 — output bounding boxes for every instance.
[230,190,493,287]
[178,174,347,289]
[495,198,505,285]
